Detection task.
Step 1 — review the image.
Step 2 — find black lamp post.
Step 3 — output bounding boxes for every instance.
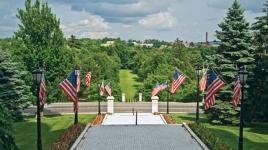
[238,66,248,150]
[97,82,101,115]
[32,68,43,150]
[166,82,170,114]
[74,66,79,124]
[195,64,202,123]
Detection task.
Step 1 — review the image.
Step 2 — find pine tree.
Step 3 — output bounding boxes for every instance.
[207,0,255,124]
[0,49,31,121]
[250,1,268,121]
[0,103,18,150]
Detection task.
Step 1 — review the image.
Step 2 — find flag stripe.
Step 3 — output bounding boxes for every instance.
[204,70,224,110]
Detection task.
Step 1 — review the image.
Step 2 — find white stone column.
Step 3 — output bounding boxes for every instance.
[122,93,125,103]
[139,93,142,102]
[151,96,159,113]
[107,96,114,114]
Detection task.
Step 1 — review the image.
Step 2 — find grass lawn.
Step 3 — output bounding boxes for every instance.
[119,69,141,100]
[13,114,96,150]
[171,113,268,150]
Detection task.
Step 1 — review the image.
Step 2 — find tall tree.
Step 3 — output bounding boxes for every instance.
[0,49,31,121]
[250,1,268,121]
[14,0,72,102]
[208,0,255,124]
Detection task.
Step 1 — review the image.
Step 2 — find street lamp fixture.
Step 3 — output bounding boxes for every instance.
[195,64,202,123]
[97,82,101,115]
[238,66,248,150]
[32,68,43,150]
[74,66,79,124]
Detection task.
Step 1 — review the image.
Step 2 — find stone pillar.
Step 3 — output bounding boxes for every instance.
[151,96,159,113]
[122,93,125,103]
[139,93,142,102]
[107,96,114,114]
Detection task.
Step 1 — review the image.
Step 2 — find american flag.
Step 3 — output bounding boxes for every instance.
[39,74,46,105]
[152,82,161,96]
[59,70,78,112]
[204,70,224,110]
[99,81,105,96]
[160,81,168,91]
[171,70,186,94]
[76,70,80,92]
[85,72,91,87]
[200,72,207,91]
[105,82,112,96]
[232,76,241,107]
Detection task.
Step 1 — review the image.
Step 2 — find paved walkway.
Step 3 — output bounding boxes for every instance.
[75,125,203,150]
[102,113,166,125]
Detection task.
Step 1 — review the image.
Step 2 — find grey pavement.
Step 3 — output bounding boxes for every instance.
[24,102,203,115]
[75,125,203,150]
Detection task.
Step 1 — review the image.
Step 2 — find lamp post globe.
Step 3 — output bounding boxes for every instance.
[238,66,248,150]
[32,68,43,150]
[195,64,202,123]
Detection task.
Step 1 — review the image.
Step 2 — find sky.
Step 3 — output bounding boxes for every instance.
[0,0,266,42]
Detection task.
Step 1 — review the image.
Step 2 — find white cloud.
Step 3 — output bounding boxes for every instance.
[138,12,177,30]
[60,14,112,38]
[80,31,110,39]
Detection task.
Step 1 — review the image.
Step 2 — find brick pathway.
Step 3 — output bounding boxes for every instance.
[75,125,203,150]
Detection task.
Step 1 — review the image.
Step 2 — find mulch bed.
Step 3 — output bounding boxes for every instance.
[163,114,176,124]
[92,114,105,125]
[51,124,86,150]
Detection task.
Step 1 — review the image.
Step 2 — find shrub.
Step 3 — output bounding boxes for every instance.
[189,123,230,150]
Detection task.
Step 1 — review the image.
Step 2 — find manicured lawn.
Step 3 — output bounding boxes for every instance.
[13,114,96,150]
[171,113,268,150]
[119,69,141,100]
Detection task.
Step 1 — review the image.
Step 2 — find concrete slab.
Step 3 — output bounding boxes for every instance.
[102,113,165,125]
[75,125,203,150]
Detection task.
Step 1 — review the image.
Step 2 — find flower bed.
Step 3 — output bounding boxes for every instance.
[51,124,86,150]
[163,114,176,124]
[92,114,105,125]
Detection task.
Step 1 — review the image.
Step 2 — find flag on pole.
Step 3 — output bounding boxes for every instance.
[59,70,78,112]
[76,70,80,92]
[204,70,225,110]
[105,82,112,96]
[171,69,186,94]
[39,74,46,105]
[85,71,91,87]
[100,81,105,96]
[232,76,241,107]
[200,71,207,91]
[152,82,161,96]
[160,81,168,91]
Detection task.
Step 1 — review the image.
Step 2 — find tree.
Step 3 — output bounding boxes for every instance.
[14,0,72,102]
[250,0,268,121]
[208,0,255,124]
[0,103,18,150]
[0,49,31,121]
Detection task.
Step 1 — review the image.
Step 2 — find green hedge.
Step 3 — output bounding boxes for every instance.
[189,123,230,150]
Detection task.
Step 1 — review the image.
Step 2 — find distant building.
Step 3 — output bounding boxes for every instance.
[132,42,153,48]
[101,41,115,47]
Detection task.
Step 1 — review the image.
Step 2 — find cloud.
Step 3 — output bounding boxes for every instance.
[50,0,171,23]
[80,31,110,39]
[60,14,112,38]
[138,12,177,30]
[207,0,265,13]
